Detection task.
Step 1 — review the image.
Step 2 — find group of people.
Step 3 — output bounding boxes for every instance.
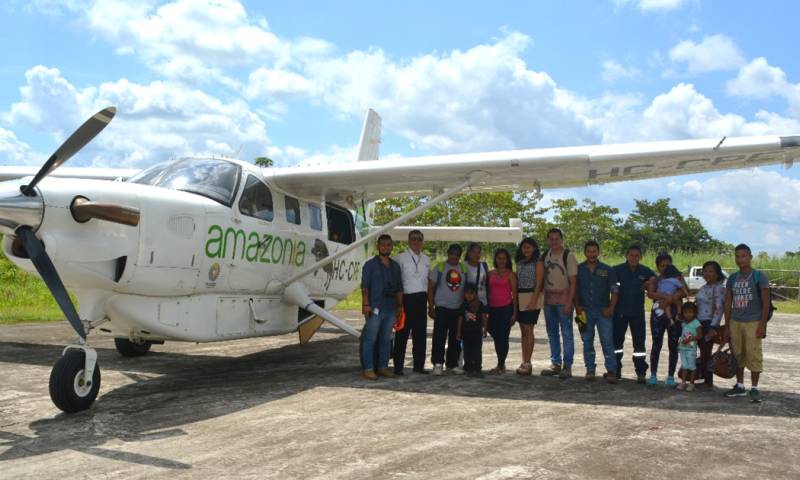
[359,228,770,403]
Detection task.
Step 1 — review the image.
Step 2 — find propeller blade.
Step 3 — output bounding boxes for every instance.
[71,197,140,227]
[17,227,86,340]
[22,107,116,196]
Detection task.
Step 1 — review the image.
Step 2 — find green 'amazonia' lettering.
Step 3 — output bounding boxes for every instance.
[204,224,307,267]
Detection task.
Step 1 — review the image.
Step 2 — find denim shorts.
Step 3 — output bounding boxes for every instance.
[679,349,697,371]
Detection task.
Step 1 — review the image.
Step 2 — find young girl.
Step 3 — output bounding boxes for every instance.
[487,248,518,374]
[457,284,488,377]
[677,302,702,391]
[514,238,544,376]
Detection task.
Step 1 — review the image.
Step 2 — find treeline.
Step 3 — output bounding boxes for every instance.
[372,193,731,255]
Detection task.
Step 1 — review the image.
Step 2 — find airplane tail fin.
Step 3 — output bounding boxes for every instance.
[356,109,381,161]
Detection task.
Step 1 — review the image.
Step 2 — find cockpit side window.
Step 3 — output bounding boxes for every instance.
[285,196,301,225]
[238,175,274,221]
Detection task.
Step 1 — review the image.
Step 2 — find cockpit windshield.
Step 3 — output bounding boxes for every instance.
[128,158,241,206]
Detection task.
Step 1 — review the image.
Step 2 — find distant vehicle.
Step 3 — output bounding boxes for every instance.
[685,266,730,292]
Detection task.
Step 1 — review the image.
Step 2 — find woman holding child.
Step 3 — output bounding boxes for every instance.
[647,253,688,387]
[487,248,518,374]
[514,238,544,375]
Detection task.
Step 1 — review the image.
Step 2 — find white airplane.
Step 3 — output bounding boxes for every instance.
[0,107,797,413]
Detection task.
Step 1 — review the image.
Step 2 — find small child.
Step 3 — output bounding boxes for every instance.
[457,284,488,378]
[677,302,702,392]
[653,265,688,322]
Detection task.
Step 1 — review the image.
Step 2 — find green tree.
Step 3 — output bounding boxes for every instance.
[620,198,729,253]
[254,156,274,167]
[531,198,624,252]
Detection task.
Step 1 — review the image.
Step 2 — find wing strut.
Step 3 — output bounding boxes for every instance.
[268,171,488,294]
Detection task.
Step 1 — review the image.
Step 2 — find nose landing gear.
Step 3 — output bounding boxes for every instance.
[49,345,100,413]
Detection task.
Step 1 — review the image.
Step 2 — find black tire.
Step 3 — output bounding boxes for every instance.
[49,350,101,413]
[114,338,152,357]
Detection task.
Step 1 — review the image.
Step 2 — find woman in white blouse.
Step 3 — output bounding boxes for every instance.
[695,261,726,387]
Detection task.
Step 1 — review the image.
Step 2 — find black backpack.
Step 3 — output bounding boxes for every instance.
[542,248,570,271]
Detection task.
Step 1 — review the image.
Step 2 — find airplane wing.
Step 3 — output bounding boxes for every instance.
[268,135,800,202]
[0,166,139,182]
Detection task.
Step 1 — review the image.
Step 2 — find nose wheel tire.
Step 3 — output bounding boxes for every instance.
[114,338,152,357]
[49,350,101,413]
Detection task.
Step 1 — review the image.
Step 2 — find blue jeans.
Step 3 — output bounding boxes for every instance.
[543,304,574,368]
[360,308,395,371]
[581,309,616,374]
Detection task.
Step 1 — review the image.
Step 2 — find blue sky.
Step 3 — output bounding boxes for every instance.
[1,0,799,253]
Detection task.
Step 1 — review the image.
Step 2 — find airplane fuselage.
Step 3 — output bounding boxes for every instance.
[2,158,366,343]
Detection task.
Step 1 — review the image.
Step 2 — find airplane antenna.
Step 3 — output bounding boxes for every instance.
[713,136,727,150]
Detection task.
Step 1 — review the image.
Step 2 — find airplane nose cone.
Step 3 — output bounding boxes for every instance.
[0,183,44,235]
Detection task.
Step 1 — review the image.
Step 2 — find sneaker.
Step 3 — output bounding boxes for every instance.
[686,383,695,392]
[749,387,762,403]
[646,374,658,386]
[363,370,378,380]
[603,372,618,384]
[393,368,405,376]
[724,384,747,397]
[466,370,484,378]
[636,375,647,384]
[666,376,677,388]
[585,371,596,381]
[558,367,572,380]
[676,383,687,391]
[432,364,444,376]
[413,368,429,375]
[450,367,465,375]
[540,364,561,376]
[377,368,395,378]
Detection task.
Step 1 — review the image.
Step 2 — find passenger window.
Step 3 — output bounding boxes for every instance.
[238,175,274,221]
[285,196,301,225]
[309,204,323,231]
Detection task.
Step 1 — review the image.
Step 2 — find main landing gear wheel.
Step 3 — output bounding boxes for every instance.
[49,350,101,413]
[114,338,152,357]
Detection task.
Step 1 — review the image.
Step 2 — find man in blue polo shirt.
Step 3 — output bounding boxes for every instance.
[575,240,619,384]
[612,245,655,383]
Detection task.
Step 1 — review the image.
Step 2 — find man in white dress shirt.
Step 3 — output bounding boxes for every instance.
[393,230,432,374]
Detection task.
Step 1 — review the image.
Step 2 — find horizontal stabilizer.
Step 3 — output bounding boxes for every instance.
[386,218,523,243]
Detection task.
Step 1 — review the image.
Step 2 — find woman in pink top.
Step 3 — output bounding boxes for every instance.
[487,248,518,374]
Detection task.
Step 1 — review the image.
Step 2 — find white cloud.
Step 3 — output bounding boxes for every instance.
[727,57,800,117]
[601,60,640,83]
[3,66,271,168]
[668,34,745,75]
[615,0,692,13]
[0,127,34,165]
[304,32,599,153]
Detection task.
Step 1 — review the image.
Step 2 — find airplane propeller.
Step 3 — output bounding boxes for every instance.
[21,107,116,196]
[2,106,121,341]
[17,227,86,339]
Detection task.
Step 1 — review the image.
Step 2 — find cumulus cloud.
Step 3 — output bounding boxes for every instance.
[727,57,800,117]
[615,0,692,13]
[3,65,271,168]
[303,32,599,153]
[668,34,745,75]
[0,127,34,165]
[601,60,640,83]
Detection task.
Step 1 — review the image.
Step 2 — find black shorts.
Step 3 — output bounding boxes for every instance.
[517,309,540,325]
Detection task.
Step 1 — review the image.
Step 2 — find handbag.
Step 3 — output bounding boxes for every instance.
[708,345,738,379]
[518,291,543,311]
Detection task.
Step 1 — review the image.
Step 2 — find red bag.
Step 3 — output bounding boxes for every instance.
[393,308,406,332]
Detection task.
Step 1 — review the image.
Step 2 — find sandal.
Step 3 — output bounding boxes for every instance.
[516,363,532,376]
[489,366,506,375]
